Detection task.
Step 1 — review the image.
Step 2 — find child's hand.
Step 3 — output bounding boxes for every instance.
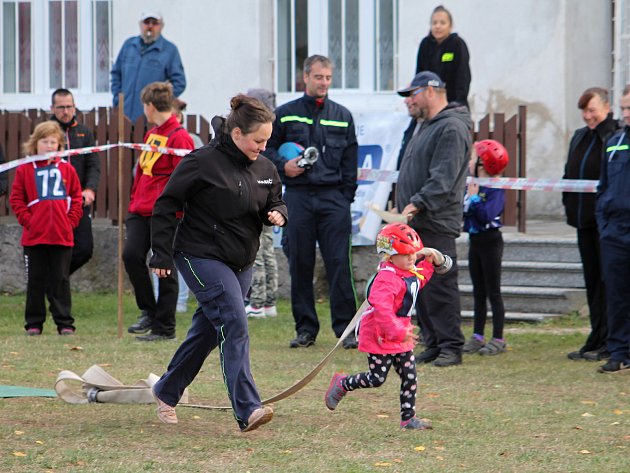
[418,248,445,266]
[467,182,479,196]
[403,327,419,345]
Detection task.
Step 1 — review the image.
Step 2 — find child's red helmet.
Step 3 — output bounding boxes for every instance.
[376,223,424,255]
[474,139,510,175]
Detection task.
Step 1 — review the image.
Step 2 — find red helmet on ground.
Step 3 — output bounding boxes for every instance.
[474,139,509,175]
[376,223,424,255]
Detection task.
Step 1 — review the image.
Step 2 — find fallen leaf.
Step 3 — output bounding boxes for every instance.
[12,451,27,457]
[393,459,403,463]
[434,446,445,451]
[35,440,44,445]
[573,426,583,430]
[10,351,19,355]
[624,435,630,440]
[613,409,623,415]
[578,450,592,455]
[193,415,201,419]
[281,450,292,454]
[14,430,24,435]
[581,412,595,417]
[374,461,392,467]
[611,422,621,426]
[414,446,426,452]
[580,400,597,405]
[70,346,83,351]
[98,363,112,367]
[436,456,444,461]
[425,392,440,398]
[376,414,389,418]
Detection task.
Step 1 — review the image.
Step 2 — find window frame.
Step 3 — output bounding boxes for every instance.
[0,0,112,108]
[274,0,399,95]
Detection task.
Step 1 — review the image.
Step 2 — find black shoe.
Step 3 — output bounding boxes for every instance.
[128,313,152,334]
[289,332,315,348]
[567,350,585,361]
[415,347,440,363]
[342,334,358,349]
[432,351,462,367]
[597,359,630,374]
[583,347,610,361]
[136,333,176,342]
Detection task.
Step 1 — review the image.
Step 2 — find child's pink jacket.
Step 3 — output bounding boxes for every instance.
[358,260,435,355]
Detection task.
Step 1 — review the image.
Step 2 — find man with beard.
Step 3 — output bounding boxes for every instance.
[110,11,186,122]
[395,71,472,367]
[50,88,100,274]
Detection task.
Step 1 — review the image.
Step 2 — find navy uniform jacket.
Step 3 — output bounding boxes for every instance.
[265,94,358,203]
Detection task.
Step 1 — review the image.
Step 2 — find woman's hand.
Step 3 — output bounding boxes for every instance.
[152,268,172,278]
[268,210,286,226]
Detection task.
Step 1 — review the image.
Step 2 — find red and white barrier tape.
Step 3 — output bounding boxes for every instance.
[0,143,598,193]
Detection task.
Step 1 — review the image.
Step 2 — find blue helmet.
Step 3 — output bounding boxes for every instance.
[278,142,305,160]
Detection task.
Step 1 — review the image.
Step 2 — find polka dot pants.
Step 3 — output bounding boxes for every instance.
[340,351,417,421]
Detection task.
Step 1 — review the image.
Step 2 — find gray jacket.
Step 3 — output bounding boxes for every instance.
[396,103,472,238]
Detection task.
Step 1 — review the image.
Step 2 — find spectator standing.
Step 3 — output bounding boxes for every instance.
[124,82,194,341]
[9,122,82,335]
[49,88,100,274]
[111,11,186,122]
[595,85,630,374]
[149,95,287,431]
[462,140,509,356]
[398,5,471,169]
[265,55,359,349]
[563,87,618,362]
[395,71,472,367]
[245,88,279,318]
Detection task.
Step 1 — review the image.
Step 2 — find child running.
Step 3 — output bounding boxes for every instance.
[462,140,509,356]
[324,223,452,430]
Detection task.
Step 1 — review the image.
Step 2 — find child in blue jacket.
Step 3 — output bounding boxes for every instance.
[462,140,509,356]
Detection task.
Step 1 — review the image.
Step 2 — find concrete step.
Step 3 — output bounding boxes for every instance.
[461,310,565,323]
[459,284,586,314]
[458,261,585,288]
[456,236,581,263]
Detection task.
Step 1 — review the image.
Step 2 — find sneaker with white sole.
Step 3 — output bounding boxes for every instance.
[242,406,273,432]
[246,305,265,318]
[152,388,178,424]
[597,360,630,374]
[263,305,277,317]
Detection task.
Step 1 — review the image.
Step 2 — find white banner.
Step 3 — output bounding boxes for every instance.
[272,111,409,247]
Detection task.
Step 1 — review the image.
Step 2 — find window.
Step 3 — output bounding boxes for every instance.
[0,0,111,94]
[2,0,31,93]
[275,0,398,93]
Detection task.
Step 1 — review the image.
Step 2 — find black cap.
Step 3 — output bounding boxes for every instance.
[397,71,446,97]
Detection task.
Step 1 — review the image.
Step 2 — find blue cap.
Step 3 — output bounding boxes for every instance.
[397,71,446,96]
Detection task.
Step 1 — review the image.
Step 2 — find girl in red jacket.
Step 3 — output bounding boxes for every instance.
[324,223,452,430]
[10,121,83,335]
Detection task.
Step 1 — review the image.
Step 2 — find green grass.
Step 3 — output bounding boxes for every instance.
[0,293,628,472]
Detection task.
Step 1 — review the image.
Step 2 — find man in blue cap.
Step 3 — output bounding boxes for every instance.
[111,11,186,122]
[395,71,472,367]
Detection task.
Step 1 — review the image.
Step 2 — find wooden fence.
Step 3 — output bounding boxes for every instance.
[0,107,211,221]
[474,105,527,231]
[0,106,526,230]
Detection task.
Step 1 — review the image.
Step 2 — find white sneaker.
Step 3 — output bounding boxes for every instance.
[246,305,265,318]
[263,305,277,317]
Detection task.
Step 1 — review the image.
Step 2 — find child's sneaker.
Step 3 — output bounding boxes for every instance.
[26,327,42,336]
[400,417,433,430]
[59,327,75,336]
[325,373,347,410]
[463,335,485,354]
[263,305,277,317]
[152,387,178,424]
[246,305,265,318]
[478,338,506,356]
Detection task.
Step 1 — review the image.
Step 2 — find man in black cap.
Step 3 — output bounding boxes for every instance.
[395,71,472,367]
